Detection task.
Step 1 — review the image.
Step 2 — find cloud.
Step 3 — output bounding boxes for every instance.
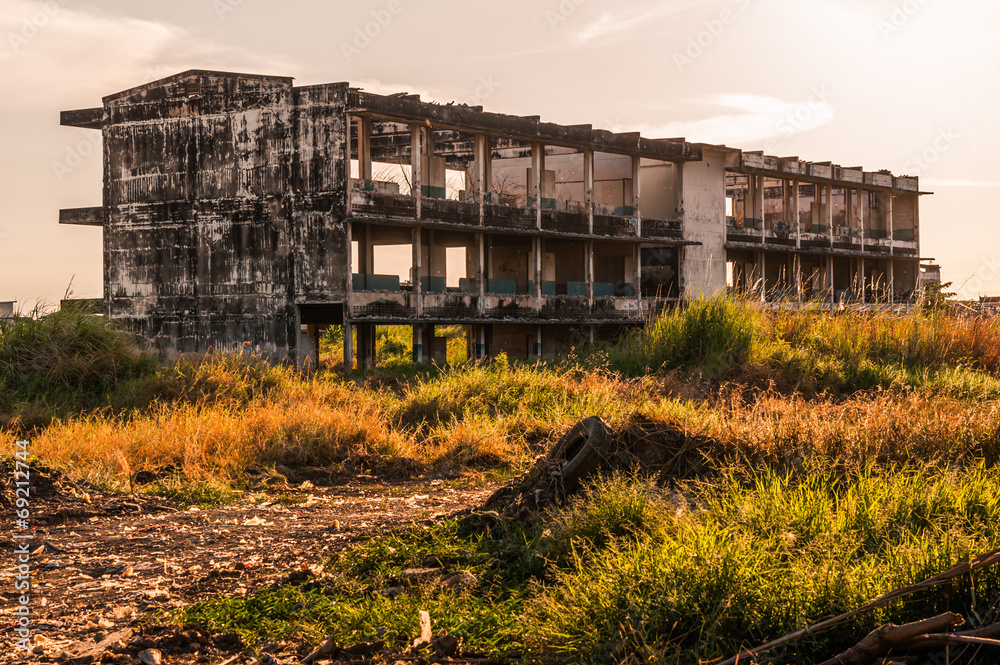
[0,0,295,110]
[610,92,835,146]
[576,1,710,44]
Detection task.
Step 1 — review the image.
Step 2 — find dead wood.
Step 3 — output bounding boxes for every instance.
[719,547,1000,665]
[816,612,963,665]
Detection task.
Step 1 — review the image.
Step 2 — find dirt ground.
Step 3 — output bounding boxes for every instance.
[0,464,503,664]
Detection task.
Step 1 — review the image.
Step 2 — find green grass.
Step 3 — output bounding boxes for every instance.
[176,519,542,658]
[176,467,1000,664]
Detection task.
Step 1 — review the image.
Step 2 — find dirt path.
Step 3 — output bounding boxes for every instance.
[1,466,502,664]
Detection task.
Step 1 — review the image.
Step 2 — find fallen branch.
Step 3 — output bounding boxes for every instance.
[816,613,963,665]
[719,547,1000,665]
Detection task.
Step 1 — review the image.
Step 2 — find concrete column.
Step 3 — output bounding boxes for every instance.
[343,322,354,369]
[358,116,373,182]
[585,238,594,307]
[793,179,801,249]
[826,184,834,247]
[859,258,866,304]
[534,236,543,302]
[346,219,354,291]
[531,141,543,229]
[633,242,642,308]
[794,254,803,303]
[584,149,595,234]
[346,115,356,217]
[358,324,376,370]
[588,325,595,346]
[412,324,424,363]
[631,155,641,237]
[759,251,767,302]
[858,188,866,253]
[827,257,835,305]
[888,194,895,256]
[474,133,487,226]
[412,227,423,316]
[361,224,373,276]
[534,325,543,359]
[475,232,485,300]
[411,124,422,219]
[757,175,765,242]
[888,260,895,304]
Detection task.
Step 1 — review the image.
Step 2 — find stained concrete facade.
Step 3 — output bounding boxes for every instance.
[60,70,930,366]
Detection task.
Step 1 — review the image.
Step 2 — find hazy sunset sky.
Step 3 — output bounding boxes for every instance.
[1,0,997,306]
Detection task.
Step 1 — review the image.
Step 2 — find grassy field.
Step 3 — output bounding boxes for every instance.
[4,298,1000,662]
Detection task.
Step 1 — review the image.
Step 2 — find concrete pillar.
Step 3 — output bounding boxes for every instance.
[412,324,424,363]
[343,321,354,369]
[794,254,803,303]
[858,188,866,253]
[531,141,543,229]
[827,257,835,305]
[346,218,354,289]
[759,251,767,302]
[412,226,423,315]
[474,133,487,226]
[632,155,642,237]
[534,236,543,301]
[588,325,595,346]
[477,325,486,359]
[534,325,543,359]
[826,184,834,246]
[757,175,765,241]
[358,324,376,370]
[360,224,373,276]
[888,194,895,255]
[793,179,801,249]
[475,232,485,300]
[358,116,373,182]
[633,242,642,307]
[411,123,422,219]
[858,258,866,304]
[888,260,895,304]
[585,239,594,302]
[584,149,594,234]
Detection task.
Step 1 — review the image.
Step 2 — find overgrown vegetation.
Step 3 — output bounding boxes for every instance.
[6,297,1000,663]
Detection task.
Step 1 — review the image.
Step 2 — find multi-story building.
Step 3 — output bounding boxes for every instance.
[59,70,930,366]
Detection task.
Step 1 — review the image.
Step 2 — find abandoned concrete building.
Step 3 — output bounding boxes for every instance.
[59,70,931,366]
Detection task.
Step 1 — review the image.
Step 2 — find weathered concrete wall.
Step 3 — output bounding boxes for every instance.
[290,84,351,306]
[103,72,298,358]
[681,148,727,298]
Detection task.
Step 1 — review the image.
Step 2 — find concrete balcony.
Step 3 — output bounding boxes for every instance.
[347,288,648,324]
[349,189,683,242]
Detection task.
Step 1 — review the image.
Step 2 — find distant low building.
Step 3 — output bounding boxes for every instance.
[0,301,14,318]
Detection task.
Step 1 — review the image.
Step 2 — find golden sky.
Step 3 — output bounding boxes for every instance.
[1,0,997,304]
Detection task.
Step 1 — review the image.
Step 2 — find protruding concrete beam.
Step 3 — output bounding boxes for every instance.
[59,207,103,226]
[60,108,103,130]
